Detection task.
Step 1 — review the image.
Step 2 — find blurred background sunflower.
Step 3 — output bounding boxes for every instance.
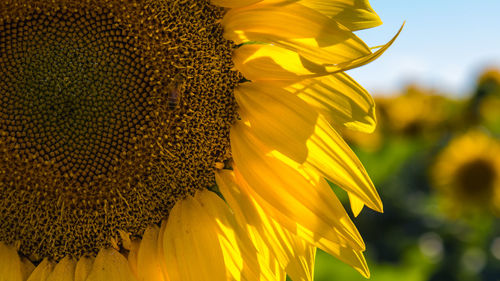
[431,130,500,217]
[312,1,500,280]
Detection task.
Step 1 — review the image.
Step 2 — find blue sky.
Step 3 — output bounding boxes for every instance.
[346,1,500,96]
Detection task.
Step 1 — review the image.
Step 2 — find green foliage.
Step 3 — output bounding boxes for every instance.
[319,77,500,281]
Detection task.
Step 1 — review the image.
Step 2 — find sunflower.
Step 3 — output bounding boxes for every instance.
[341,86,451,151]
[479,94,500,134]
[0,0,397,280]
[462,68,500,128]
[431,130,500,217]
[476,68,500,133]
[377,85,449,137]
[477,68,500,95]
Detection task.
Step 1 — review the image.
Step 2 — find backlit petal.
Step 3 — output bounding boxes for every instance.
[314,238,370,278]
[233,25,402,81]
[127,240,141,278]
[26,259,55,281]
[287,73,376,133]
[163,190,274,281]
[46,257,75,281]
[0,243,34,281]
[231,122,365,251]
[299,0,382,30]
[136,226,167,281]
[304,116,382,213]
[85,248,137,281]
[235,82,382,212]
[286,243,316,281]
[216,170,315,281]
[223,2,371,66]
[211,0,263,8]
[348,193,365,217]
[74,257,94,281]
[234,82,317,163]
[233,44,321,81]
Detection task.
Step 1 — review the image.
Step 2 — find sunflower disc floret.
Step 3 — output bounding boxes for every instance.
[0,0,239,261]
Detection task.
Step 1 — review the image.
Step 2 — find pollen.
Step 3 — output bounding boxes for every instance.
[0,0,240,261]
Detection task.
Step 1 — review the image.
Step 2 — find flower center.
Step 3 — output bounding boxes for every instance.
[0,0,239,262]
[455,159,496,201]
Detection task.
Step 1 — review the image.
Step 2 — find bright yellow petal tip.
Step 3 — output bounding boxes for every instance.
[0,0,394,280]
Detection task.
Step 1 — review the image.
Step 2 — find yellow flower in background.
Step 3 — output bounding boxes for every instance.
[479,95,500,134]
[343,85,456,152]
[431,130,500,217]
[0,0,398,280]
[476,68,500,133]
[459,68,500,128]
[477,68,500,93]
[380,85,450,136]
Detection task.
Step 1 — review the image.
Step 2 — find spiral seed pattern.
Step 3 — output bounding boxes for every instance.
[0,0,239,261]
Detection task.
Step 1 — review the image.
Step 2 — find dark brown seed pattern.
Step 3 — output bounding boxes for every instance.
[0,0,239,261]
[455,159,496,201]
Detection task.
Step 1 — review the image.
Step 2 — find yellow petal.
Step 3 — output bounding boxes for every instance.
[163,194,227,281]
[86,248,138,281]
[223,2,371,66]
[348,193,365,217]
[156,221,171,281]
[234,82,317,163]
[26,259,55,281]
[216,169,369,278]
[222,3,371,61]
[287,73,377,133]
[276,37,371,69]
[136,225,166,281]
[230,122,365,251]
[333,23,404,72]
[163,190,274,281]
[234,81,382,212]
[127,240,141,278]
[46,257,75,281]
[216,169,290,267]
[304,116,382,212]
[315,238,370,278]
[286,243,316,281]
[223,2,339,41]
[74,256,94,281]
[233,44,321,81]
[21,260,35,281]
[216,170,314,281]
[299,0,382,31]
[233,24,403,81]
[0,242,35,281]
[211,0,262,8]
